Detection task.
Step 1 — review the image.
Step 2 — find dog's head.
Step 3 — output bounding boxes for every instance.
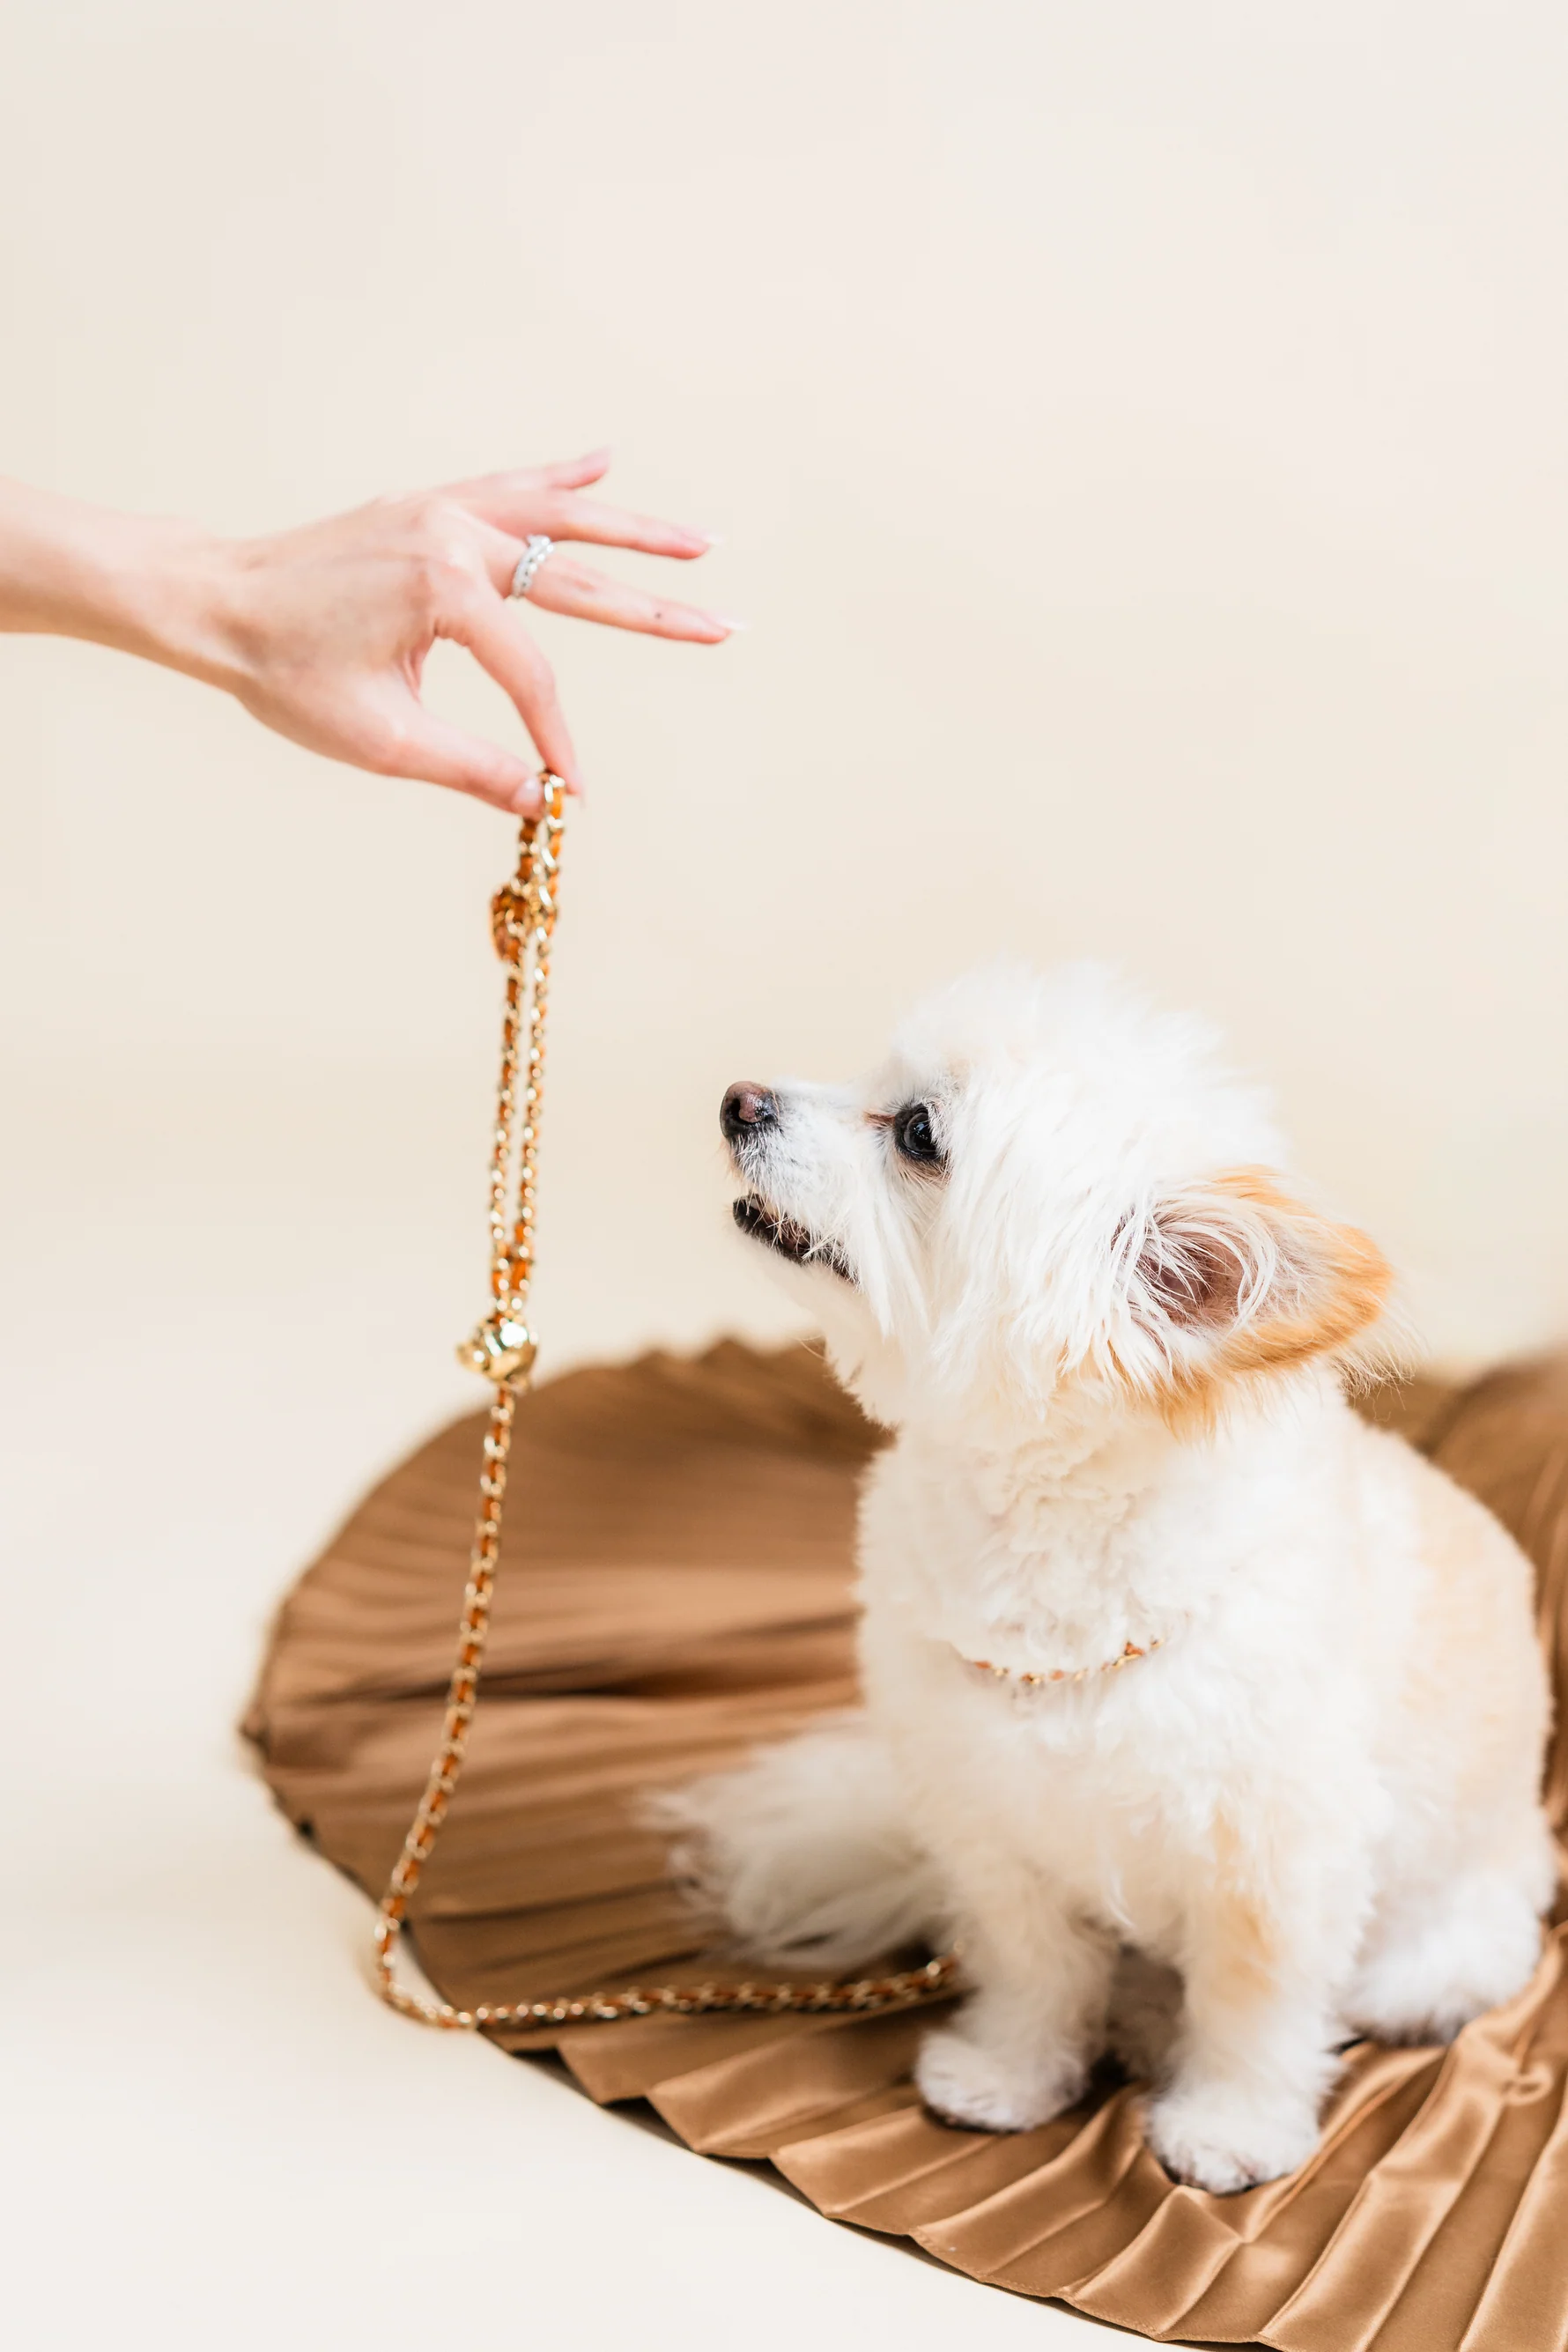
[722,963,1394,1436]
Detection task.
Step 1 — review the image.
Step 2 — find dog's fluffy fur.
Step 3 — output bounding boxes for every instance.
[660,965,1555,2193]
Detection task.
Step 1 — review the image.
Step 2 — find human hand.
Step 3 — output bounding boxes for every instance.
[201,452,732,812]
[0,457,733,816]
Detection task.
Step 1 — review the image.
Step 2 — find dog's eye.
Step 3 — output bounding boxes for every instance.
[893,1102,943,1166]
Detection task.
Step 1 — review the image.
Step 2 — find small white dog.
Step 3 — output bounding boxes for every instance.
[663,964,1554,2193]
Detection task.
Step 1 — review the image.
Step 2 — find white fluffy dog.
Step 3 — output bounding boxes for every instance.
[664,964,1554,2194]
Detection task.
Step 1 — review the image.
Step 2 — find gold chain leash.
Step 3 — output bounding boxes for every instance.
[371,776,959,2032]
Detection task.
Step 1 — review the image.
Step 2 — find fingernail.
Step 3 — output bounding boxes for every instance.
[511,774,543,816]
[717,616,749,632]
[696,529,724,548]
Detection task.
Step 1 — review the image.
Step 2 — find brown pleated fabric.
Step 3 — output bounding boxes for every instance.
[246,1342,1568,2351]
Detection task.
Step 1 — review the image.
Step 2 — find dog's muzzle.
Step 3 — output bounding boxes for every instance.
[720,1082,854,1282]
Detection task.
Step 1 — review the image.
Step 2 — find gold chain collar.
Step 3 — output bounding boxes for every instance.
[960,1636,1166,1687]
[371,783,958,2032]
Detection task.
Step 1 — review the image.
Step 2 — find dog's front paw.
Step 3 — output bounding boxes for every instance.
[1144,2082,1320,2194]
[916,2021,1086,2134]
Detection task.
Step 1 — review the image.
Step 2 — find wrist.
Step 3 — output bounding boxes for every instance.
[0,480,247,689]
[95,515,249,691]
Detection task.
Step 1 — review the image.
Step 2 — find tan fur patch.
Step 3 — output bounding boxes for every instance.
[1152,1167,1392,1437]
[1204,1813,1283,2006]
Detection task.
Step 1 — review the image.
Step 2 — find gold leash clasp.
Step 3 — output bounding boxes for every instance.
[456,1309,537,1388]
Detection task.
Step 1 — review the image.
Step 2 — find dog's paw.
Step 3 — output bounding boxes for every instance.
[916,2022,1085,2134]
[1143,2082,1320,2194]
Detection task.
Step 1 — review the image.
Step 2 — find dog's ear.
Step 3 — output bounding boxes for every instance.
[1127,1167,1392,1423]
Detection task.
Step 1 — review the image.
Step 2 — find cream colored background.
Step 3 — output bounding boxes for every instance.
[4,2,1568,1375]
[3,7,1566,2348]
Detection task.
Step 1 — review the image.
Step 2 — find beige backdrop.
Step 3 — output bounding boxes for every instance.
[4,1,1568,1381]
[5,15,1568,2347]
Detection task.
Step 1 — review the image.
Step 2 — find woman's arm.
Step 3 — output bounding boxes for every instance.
[0,453,735,814]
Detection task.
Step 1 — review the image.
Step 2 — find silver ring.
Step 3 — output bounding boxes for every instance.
[508,536,555,600]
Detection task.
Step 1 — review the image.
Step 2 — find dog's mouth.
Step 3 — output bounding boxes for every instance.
[732,1194,854,1283]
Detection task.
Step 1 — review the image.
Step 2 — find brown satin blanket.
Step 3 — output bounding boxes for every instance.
[247,1341,1568,2351]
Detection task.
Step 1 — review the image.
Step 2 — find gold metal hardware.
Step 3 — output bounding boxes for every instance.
[455,1312,537,1387]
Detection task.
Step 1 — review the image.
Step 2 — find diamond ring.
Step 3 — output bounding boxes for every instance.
[508,536,555,600]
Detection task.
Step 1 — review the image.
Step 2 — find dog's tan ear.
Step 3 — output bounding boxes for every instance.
[1130,1167,1392,1422]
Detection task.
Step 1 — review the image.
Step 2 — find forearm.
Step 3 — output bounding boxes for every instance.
[0,477,235,684]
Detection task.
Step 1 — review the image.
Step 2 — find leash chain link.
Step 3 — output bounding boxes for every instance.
[372,775,959,2032]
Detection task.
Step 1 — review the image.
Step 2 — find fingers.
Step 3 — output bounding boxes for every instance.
[542,448,613,489]
[381,708,544,816]
[544,490,712,558]
[525,551,736,642]
[448,459,713,559]
[462,517,742,635]
[438,584,581,791]
[441,450,610,512]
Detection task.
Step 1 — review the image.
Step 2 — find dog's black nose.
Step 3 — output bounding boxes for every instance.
[721,1083,780,1143]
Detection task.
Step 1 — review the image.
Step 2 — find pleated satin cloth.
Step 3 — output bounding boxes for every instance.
[247,1341,1568,2351]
